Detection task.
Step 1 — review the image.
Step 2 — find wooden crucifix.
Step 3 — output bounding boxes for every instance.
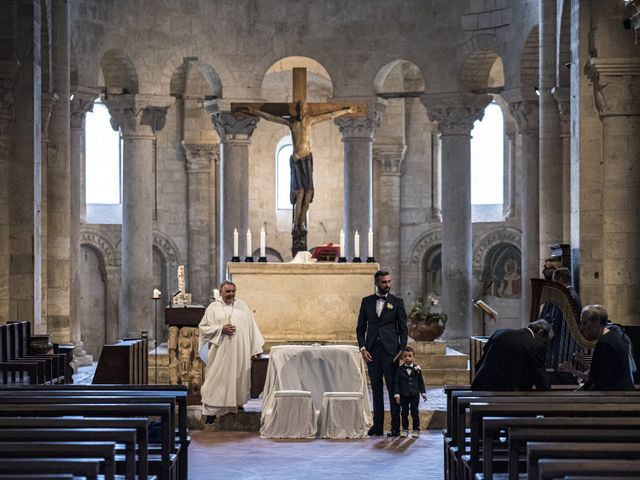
[231,68,367,256]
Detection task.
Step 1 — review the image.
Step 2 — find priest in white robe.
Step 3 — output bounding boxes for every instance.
[199,281,264,420]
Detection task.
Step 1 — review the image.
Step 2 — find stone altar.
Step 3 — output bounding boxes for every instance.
[228,262,379,346]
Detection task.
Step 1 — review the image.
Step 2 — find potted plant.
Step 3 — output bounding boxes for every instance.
[407,296,447,341]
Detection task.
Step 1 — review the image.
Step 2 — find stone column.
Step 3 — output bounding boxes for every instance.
[0,65,18,323]
[539,0,564,262]
[588,59,640,325]
[69,89,97,364]
[105,94,169,339]
[552,87,571,244]
[504,90,540,326]
[46,0,71,342]
[104,266,121,345]
[335,102,385,258]
[209,145,221,284]
[373,143,406,290]
[181,142,216,304]
[207,107,258,272]
[10,0,42,326]
[421,93,491,339]
[40,93,58,333]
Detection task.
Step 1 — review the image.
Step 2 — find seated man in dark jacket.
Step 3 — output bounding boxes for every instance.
[471,319,553,391]
[580,304,636,391]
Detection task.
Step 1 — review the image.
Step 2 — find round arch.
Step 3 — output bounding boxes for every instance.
[100,49,139,94]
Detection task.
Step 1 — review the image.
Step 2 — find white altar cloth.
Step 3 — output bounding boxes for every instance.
[260,345,373,438]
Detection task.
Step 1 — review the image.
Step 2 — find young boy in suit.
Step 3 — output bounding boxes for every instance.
[394,346,427,437]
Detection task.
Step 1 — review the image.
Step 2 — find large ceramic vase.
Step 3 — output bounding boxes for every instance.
[407,313,447,341]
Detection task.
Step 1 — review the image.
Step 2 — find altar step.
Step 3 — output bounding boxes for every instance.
[411,341,470,386]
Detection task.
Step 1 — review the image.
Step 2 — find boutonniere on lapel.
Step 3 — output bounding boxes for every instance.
[413,365,421,372]
[386,303,394,310]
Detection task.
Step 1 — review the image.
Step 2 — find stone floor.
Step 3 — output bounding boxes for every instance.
[75,362,446,479]
[189,429,444,480]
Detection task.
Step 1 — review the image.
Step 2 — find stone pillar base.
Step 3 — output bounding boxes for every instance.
[71,341,93,369]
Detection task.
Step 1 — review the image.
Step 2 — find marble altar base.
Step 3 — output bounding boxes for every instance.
[228,262,379,346]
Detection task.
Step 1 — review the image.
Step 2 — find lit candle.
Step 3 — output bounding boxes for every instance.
[339,229,345,257]
[354,230,360,258]
[246,229,252,257]
[213,288,220,301]
[260,227,266,258]
[233,229,239,257]
[368,228,373,258]
[152,288,161,299]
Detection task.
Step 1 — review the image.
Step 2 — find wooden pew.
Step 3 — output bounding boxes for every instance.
[0,442,117,480]
[0,385,189,480]
[537,459,640,479]
[0,402,174,480]
[0,476,78,480]
[481,417,640,479]
[0,458,102,480]
[8,321,69,384]
[447,392,640,480]
[93,338,148,385]
[508,427,640,480]
[0,324,45,384]
[0,428,135,480]
[0,417,150,480]
[526,442,640,480]
[464,401,640,480]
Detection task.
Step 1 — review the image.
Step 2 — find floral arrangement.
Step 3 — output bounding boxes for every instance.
[408,296,447,325]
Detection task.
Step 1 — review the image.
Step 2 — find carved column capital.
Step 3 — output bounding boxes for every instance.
[421,92,491,135]
[551,86,570,136]
[334,96,386,141]
[587,58,640,117]
[507,101,539,133]
[181,141,218,173]
[105,266,121,286]
[70,87,101,130]
[41,92,59,139]
[204,102,259,142]
[373,143,407,175]
[104,94,171,137]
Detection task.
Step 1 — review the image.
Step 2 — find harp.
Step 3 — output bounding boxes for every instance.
[530,278,596,372]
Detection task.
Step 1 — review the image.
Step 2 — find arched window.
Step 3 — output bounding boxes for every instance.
[471,102,504,222]
[85,98,122,223]
[276,135,293,210]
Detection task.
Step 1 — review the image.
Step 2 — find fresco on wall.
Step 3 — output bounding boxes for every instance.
[486,244,521,299]
[423,247,442,301]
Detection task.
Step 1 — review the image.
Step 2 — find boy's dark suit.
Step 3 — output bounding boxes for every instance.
[394,364,426,432]
[356,293,408,435]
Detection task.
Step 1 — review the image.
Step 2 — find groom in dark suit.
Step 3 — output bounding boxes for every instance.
[356,270,408,437]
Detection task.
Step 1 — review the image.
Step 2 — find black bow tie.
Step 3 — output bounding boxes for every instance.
[377,296,387,301]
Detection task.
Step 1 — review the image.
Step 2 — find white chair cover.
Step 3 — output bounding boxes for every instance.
[260,390,317,439]
[317,391,368,439]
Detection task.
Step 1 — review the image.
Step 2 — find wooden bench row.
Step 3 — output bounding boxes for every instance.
[443,385,640,480]
[0,321,71,385]
[0,384,189,480]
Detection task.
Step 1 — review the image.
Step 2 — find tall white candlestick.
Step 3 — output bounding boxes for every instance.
[354,230,360,258]
[260,227,266,257]
[368,228,374,258]
[233,229,239,257]
[339,229,345,257]
[246,229,252,257]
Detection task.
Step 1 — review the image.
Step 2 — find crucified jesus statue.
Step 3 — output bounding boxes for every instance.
[232,68,366,256]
